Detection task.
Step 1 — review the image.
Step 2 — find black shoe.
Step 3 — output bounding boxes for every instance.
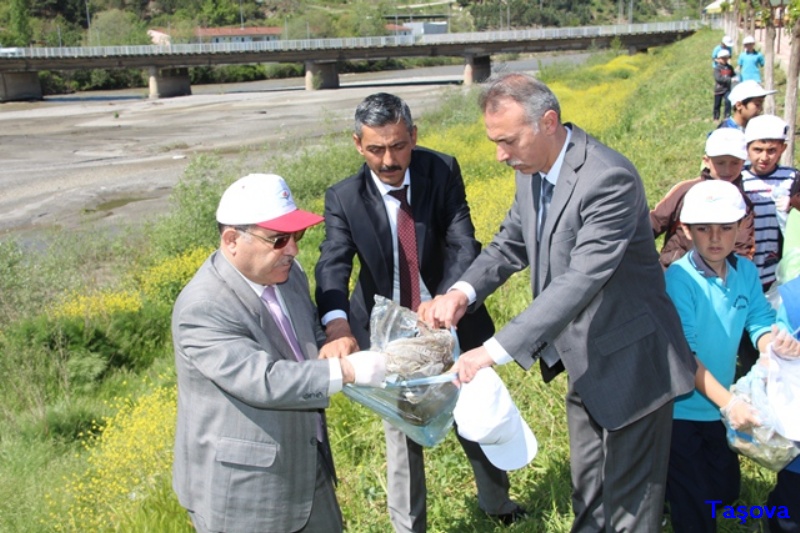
[488,505,528,526]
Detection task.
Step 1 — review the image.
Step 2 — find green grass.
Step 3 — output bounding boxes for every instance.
[0,27,795,532]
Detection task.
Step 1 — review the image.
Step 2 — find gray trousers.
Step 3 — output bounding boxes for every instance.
[384,420,516,533]
[566,381,673,533]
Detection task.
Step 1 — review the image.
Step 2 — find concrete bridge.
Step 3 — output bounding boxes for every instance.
[0,20,701,102]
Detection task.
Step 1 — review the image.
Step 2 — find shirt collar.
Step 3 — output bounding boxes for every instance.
[688,249,739,278]
[541,126,572,186]
[369,168,411,196]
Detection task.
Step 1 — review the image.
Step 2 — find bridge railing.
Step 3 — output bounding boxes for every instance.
[1,20,702,60]
[420,20,702,44]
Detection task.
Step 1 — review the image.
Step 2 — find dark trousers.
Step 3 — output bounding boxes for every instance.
[666,419,741,533]
[767,466,800,532]
[713,92,731,121]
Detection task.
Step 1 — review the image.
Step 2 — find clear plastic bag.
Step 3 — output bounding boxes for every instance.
[724,362,800,471]
[342,296,460,447]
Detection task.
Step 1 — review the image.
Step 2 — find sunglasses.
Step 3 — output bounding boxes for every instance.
[243,229,305,250]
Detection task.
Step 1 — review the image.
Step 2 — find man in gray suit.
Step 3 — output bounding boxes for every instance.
[172,173,386,533]
[419,73,697,531]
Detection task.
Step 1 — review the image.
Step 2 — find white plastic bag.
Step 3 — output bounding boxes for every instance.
[342,296,460,447]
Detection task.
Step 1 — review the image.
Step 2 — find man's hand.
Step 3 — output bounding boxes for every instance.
[417,290,469,330]
[319,318,359,359]
[341,351,386,387]
[451,346,494,384]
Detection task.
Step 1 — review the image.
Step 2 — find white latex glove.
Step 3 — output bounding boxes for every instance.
[346,351,387,387]
[721,395,760,430]
[769,326,800,360]
[775,194,791,213]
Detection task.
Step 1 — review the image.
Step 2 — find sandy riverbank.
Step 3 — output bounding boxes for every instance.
[0,77,465,240]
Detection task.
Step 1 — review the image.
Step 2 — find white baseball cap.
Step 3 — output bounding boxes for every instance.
[722,35,734,47]
[453,367,537,471]
[716,49,731,58]
[705,128,747,159]
[680,180,746,224]
[728,80,776,104]
[216,173,324,232]
[743,35,756,45]
[745,114,790,143]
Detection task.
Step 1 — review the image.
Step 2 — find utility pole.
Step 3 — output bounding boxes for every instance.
[84,0,91,46]
[238,0,244,29]
[628,0,633,24]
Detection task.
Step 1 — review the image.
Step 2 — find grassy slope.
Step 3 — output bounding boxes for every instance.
[2,27,792,532]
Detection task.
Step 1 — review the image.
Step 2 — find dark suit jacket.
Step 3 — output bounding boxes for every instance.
[460,125,697,431]
[315,146,494,351]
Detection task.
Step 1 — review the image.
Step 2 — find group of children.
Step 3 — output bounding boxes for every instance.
[713,34,768,122]
[649,108,800,530]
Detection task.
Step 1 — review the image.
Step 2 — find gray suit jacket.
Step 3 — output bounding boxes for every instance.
[462,125,696,431]
[172,251,332,532]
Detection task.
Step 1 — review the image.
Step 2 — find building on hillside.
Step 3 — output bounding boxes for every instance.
[148,29,171,46]
[385,24,413,37]
[195,26,282,44]
[403,21,448,36]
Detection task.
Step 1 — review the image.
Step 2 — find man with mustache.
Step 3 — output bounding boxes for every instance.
[419,73,697,532]
[172,173,386,533]
[314,93,525,531]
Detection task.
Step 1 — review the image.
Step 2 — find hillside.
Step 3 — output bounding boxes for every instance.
[1,0,706,49]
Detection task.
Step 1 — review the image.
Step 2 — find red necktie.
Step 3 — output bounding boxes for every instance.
[388,186,421,311]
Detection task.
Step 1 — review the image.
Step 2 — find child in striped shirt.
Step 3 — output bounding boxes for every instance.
[742,115,798,291]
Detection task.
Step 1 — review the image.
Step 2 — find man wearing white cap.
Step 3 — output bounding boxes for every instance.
[738,35,765,83]
[172,173,386,533]
[718,79,776,131]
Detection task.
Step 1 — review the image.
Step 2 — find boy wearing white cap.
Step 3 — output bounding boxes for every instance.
[712,48,735,121]
[711,35,734,68]
[742,114,798,289]
[651,128,755,270]
[663,180,800,532]
[738,35,766,84]
[718,80,776,131]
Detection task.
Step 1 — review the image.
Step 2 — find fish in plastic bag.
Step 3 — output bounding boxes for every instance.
[342,296,460,447]
[723,361,800,471]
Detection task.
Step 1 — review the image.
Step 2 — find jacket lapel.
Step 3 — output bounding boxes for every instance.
[408,161,429,267]
[359,166,395,289]
[211,251,299,363]
[538,126,586,291]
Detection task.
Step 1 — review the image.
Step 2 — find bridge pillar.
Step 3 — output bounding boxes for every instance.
[464,55,492,86]
[148,67,192,99]
[0,71,43,102]
[304,61,339,90]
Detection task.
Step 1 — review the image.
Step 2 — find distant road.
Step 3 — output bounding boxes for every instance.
[0,54,589,241]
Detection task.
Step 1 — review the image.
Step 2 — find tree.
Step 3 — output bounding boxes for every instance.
[9,0,33,45]
[87,8,148,45]
[756,0,777,114]
[781,0,800,166]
